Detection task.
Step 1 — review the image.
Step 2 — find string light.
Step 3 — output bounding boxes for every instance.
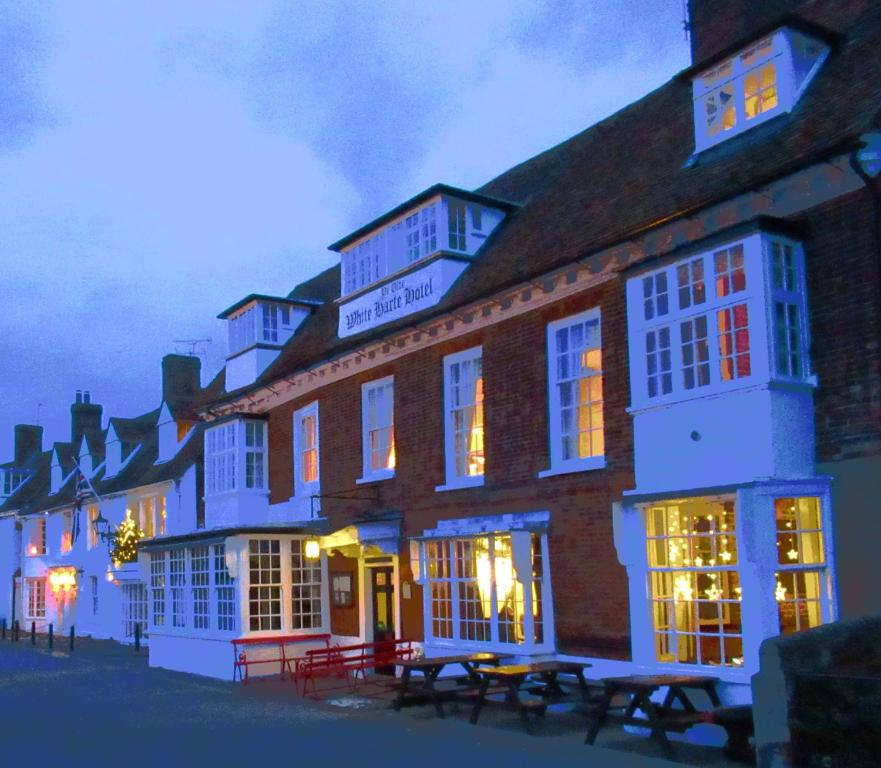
[775,580,787,602]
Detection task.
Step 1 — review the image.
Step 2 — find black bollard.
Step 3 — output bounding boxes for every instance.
[1,618,6,639]
[69,625,74,652]
[13,620,19,642]
[134,622,141,653]
[48,623,54,650]
[31,621,36,645]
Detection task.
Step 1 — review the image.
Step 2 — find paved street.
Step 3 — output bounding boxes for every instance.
[0,638,741,767]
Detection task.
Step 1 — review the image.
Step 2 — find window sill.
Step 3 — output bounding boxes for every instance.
[356,471,395,485]
[435,476,485,493]
[538,457,606,479]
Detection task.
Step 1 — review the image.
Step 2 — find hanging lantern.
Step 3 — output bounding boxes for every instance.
[304,538,320,560]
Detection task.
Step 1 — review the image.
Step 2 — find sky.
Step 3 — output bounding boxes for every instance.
[0,0,690,458]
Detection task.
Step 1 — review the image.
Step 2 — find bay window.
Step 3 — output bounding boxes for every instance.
[440,347,485,489]
[249,539,282,631]
[424,532,549,649]
[360,377,395,482]
[542,308,604,476]
[150,552,166,627]
[205,419,268,496]
[628,233,811,409]
[646,498,744,667]
[291,540,323,630]
[170,549,187,628]
[774,497,828,635]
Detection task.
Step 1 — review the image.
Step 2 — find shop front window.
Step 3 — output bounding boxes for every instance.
[646,498,744,667]
[774,497,827,635]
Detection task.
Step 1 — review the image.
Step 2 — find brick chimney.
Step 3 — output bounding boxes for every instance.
[687,0,807,65]
[71,390,103,447]
[13,425,43,465]
[162,354,202,407]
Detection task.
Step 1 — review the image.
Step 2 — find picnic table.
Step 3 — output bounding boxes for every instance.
[584,674,722,758]
[392,652,505,718]
[469,660,594,726]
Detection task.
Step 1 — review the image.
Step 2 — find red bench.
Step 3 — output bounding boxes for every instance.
[232,633,331,683]
[294,638,414,695]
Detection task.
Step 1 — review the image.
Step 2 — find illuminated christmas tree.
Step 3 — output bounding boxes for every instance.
[111,511,144,567]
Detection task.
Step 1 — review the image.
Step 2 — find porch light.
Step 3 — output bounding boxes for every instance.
[27,544,37,556]
[304,539,320,560]
[48,568,77,593]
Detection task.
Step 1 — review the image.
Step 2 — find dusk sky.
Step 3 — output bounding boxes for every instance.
[0,1,690,457]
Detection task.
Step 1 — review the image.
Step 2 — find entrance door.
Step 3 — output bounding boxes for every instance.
[370,567,395,675]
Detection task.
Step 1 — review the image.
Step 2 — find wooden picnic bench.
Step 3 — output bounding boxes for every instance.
[294,638,414,695]
[231,633,331,683]
[392,652,506,718]
[469,661,594,728]
[584,674,722,758]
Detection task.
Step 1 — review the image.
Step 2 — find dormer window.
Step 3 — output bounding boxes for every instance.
[220,295,310,358]
[1,468,28,498]
[692,27,829,153]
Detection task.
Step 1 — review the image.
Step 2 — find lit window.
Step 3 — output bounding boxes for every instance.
[25,578,46,619]
[27,518,47,556]
[332,573,353,608]
[249,539,281,631]
[139,497,155,538]
[87,506,99,549]
[646,499,743,667]
[774,498,828,635]
[61,511,73,553]
[361,377,395,481]
[692,29,829,153]
[628,233,810,408]
[425,532,548,647]
[442,347,485,487]
[545,309,604,473]
[291,540,323,630]
[293,402,320,502]
[717,304,751,381]
[191,546,210,630]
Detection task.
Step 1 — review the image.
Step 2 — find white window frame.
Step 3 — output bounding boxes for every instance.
[540,308,605,478]
[25,577,46,620]
[122,583,148,640]
[358,376,396,483]
[437,346,485,491]
[213,543,237,633]
[421,531,553,654]
[627,232,812,412]
[292,401,320,509]
[244,421,267,491]
[205,419,268,497]
[692,28,829,153]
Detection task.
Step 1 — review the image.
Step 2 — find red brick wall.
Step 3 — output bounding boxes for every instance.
[795,188,881,462]
[266,279,633,658]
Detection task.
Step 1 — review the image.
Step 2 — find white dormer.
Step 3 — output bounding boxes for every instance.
[692,26,829,153]
[0,468,29,500]
[218,295,312,392]
[104,422,122,477]
[331,184,514,338]
[50,447,66,495]
[76,435,92,478]
[156,401,197,463]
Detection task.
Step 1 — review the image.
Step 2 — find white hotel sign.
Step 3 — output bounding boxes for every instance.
[338,258,468,338]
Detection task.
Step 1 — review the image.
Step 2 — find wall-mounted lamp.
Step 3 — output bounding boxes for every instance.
[304,538,320,560]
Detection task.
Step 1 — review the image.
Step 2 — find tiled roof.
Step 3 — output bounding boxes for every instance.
[210,2,881,403]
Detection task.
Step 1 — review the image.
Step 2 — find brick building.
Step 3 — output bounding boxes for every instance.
[3,0,879,708]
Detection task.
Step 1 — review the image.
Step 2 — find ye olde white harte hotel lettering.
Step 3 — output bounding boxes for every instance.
[338,259,465,338]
